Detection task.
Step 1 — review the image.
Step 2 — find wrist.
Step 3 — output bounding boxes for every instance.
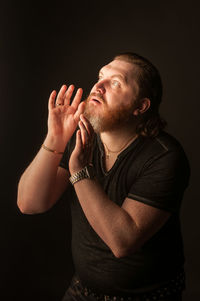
[69,165,83,176]
[69,164,95,185]
[44,134,67,152]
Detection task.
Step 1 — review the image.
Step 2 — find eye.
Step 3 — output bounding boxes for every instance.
[112,80,120,87]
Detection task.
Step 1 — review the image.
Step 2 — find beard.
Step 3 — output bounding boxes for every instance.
[83,93,138,133]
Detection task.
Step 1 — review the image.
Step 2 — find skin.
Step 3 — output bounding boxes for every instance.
[17,59,171,258]
[83,59,150,171]
[17,84,85,213]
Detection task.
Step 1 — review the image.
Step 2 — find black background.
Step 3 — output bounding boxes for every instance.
[0,1,199,300]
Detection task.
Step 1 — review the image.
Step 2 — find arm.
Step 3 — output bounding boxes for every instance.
[69,116,171,258]
[17,84,85,214]
[72,179,170,258]
[17,150,69,214]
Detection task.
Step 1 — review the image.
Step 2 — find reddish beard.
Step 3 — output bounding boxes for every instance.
[83,94,138,133]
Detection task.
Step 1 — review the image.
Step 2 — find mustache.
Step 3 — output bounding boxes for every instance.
[87,92,106,103]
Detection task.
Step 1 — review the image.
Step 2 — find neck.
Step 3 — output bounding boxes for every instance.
[100,124,138,156]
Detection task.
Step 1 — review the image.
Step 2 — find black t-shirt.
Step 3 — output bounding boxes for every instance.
[60,131,190,295]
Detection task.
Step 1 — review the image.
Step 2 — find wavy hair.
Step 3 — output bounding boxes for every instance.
[114,52,167,137]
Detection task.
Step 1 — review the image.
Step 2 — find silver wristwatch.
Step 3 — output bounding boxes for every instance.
[69,164,95,185]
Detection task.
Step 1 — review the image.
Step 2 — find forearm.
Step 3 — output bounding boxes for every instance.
[17,85,85,214]
[17,135,68,214]
[73,178,138,258]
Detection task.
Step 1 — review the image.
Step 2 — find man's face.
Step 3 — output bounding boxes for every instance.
[84,59,140,133]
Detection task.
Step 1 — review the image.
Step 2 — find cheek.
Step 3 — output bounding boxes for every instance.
[124,89,137,104]
[113,90,133,106]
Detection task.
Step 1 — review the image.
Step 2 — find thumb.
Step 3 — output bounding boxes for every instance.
[74,129,83,154]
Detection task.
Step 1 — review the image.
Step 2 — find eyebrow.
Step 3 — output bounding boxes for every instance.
[99,71,127,83]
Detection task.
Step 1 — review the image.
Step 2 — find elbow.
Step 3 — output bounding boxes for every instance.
[112,249,127,259]
[17,196,48,215]
[112,248,131,259]
[17,186,36,214]
[17,198,37,214]
[111,242,141,259]
[17,201,48,215]
[17,187,52,214]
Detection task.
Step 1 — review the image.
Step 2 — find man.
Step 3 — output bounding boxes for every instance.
[17,53,190,301]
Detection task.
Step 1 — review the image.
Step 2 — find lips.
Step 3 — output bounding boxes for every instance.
[90,97,103,105]
[92,98,101,103]
[88,92,105,104]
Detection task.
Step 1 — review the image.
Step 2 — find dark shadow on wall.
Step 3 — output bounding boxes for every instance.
[1,189,74,301]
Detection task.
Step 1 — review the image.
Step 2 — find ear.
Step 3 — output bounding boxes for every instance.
[133,98,151,116]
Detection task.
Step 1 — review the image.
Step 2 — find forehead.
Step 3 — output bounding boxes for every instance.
[99,59,139,94]
[99,59,136,78]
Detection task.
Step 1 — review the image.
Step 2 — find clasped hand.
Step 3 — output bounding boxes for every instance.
[69,114,95,175]
[47,84,94,175]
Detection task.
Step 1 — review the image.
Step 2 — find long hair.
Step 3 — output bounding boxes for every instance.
[114,52,167,137]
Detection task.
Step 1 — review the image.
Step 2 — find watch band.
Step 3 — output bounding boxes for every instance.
[69,164,94,185]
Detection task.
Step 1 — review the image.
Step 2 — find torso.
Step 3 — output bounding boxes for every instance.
[61,130,189,295]
[102,136,139,172]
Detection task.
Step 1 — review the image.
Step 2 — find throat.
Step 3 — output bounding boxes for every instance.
[104,152,118,172]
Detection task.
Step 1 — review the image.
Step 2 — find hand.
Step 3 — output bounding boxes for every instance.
[46,84,85,149]
[69,114,94,175]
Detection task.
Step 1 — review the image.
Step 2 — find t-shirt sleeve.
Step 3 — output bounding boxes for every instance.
[128,149,190,213]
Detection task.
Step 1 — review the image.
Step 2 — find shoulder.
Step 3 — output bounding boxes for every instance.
[127,132,190,212]
[154,131,186,153]
[137,131,189,162]
[131,131,190,182]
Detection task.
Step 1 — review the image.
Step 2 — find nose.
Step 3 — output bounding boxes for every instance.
[94,79,106,94]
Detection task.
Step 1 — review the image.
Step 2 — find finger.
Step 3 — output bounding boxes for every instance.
[71,88,83,110]
[74,102,86,123]
[48,90,57,110]
[79,120,94,164]
[80,114,94,138]
[56,84,67,105]
[79,120,89,146]
[74,129,83,154]
[64,84,75,106]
